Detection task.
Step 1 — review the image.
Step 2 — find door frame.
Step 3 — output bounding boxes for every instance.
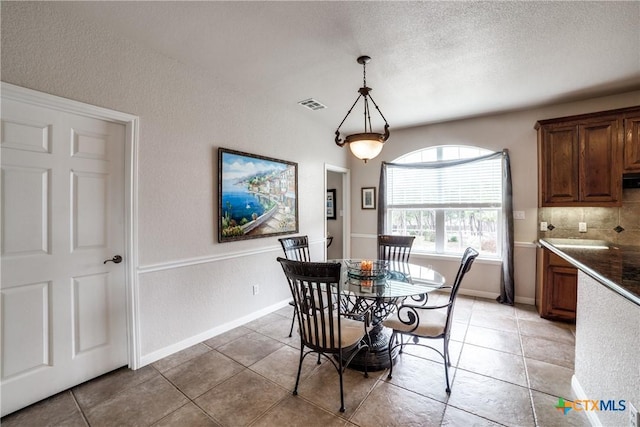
[1,82,141,369]
[324,163,350,259]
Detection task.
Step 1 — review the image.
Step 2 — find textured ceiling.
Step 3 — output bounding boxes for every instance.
[56,1,640,132]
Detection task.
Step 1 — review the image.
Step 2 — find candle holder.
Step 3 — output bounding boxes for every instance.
[345,259,389,279]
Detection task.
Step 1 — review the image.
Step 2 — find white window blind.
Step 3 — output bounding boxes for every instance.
[387,157,502,208]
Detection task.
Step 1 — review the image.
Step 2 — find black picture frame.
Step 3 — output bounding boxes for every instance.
[218,148,298,242]
[361,187,376,209]
[326,189,337,220]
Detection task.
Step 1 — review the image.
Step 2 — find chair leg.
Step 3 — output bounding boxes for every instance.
[288,307,297,338]
[338,351,345,412]
[387,331,396,380]
[443,337,451,394]
[293,345,305,396]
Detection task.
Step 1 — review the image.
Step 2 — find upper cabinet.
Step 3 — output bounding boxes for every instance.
[536,106,639,207]
[623,112,640,172]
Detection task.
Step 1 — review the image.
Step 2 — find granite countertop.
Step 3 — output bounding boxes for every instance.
[539,238,640,306]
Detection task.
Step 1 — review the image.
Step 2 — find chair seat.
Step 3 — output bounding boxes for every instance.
[303,316,366,349]
[382,308,447,338]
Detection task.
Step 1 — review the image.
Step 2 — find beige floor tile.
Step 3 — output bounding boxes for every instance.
[447,369,534,426]
[195,370,288,426]
[253,315,301,346]
[295,361,374,417]
[249,345,325,389]
[469,309,519,333]
[351,381,446,427]
[515,303,545,322]
[152,343,211,373]
[0,391,82,427]
[73,365,159,410]
[152,402,221,427]
[216,331,284,367]
[519,318,575,343]
[252,395,348,427]
[525,357,575,398]
[441,405,503,426]
[473,298,516,316]
[465,325,522,355]
[521,335,575,369]
[203,326,252,349]
[385,352,453,403]
[84,375,188,426]
[163,350,245,399]
[458,343,527,387]
[243,313,285,331]
[531,390,591,427]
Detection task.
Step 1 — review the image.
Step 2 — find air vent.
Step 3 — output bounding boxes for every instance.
[298,98,327,111]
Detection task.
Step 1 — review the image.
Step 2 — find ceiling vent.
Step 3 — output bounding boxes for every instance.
[298,98,327,111]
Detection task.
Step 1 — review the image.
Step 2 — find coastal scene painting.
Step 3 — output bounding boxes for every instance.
[218,148,298,242]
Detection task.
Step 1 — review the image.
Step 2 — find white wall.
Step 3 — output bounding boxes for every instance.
[1,2,347,362]
[348,91,640,303]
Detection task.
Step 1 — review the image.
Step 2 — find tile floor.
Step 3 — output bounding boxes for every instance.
[2,295,591,427]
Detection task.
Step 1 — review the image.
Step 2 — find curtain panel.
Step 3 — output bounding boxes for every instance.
[377,149,515,305]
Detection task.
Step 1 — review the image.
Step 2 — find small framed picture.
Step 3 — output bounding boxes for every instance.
[326,189,337,220]
[361,187,376,210]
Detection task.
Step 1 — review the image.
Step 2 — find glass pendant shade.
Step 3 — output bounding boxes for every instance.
[345,132,385,162]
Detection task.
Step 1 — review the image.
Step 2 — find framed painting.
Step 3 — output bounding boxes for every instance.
[361,187,376,209]
[218,148,298,242]
[326,189,336,220]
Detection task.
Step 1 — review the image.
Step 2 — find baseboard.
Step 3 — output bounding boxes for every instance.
[139,299,290,367]
[457,289,535,306]
[572,375,601,426]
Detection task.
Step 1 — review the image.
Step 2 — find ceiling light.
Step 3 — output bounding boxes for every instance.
[335,55,389,163]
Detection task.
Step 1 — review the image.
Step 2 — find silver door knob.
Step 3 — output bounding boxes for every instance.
[104,255,123,264]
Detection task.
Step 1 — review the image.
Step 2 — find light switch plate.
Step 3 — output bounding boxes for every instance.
[540,221,548,231]
[579,222,587,232]
[513,211,525,220]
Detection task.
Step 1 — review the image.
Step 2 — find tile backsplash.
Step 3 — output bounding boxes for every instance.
[538,188,640,245]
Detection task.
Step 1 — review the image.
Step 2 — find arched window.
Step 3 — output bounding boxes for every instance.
[383,145,502,257]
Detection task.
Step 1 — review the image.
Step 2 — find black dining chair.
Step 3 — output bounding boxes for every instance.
[382,247,479,394]
[278,236,311,337]
[277,257,370,412]
[377,235,415,263]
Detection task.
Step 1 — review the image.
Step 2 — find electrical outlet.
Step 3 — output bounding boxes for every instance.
[579,222,587,232]
[252,284,259,295]
[630,402,639,427]
[540,221,548,232]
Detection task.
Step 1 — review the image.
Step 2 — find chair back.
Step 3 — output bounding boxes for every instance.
[444,247,479,330]
[377,235,415,262]
[278,235,311,262]
[277,257,343,353]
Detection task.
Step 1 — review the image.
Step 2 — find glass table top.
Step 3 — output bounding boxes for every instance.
[330,259,446,299]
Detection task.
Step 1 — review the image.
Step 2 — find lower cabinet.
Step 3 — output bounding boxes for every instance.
[536,247,577,321]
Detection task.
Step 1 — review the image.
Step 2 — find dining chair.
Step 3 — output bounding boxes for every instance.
[382,247,479,394]
[377,235,415,262]
[278,236,311,337]
[277,257,370,412]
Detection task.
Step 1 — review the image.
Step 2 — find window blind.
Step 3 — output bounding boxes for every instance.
[386,157,502,207]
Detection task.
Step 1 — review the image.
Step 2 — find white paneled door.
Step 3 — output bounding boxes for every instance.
[1,97,128,416]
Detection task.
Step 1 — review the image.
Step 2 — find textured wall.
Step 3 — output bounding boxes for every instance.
[574,271,640,426]
[1,2,344,360]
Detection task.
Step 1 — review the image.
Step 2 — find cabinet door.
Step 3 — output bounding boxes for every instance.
[579,118,622,204]
[539,124,579,205]
[624,115,640,172]
[546,265,577,319]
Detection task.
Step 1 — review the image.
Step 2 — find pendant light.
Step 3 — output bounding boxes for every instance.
[334,55,390,163]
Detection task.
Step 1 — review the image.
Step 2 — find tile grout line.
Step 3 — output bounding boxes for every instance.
[516,309,540,427]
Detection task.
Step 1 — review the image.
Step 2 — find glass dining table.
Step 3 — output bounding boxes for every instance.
[330,259,447,371]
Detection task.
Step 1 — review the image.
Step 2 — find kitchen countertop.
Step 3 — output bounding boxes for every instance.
[539,238,640,306]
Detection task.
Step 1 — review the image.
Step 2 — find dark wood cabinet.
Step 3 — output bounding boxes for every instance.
[536,113,622,207]
[536,247,577,321]
[623,113,640,172]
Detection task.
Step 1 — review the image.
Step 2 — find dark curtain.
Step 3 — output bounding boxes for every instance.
[377,149,515,305]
